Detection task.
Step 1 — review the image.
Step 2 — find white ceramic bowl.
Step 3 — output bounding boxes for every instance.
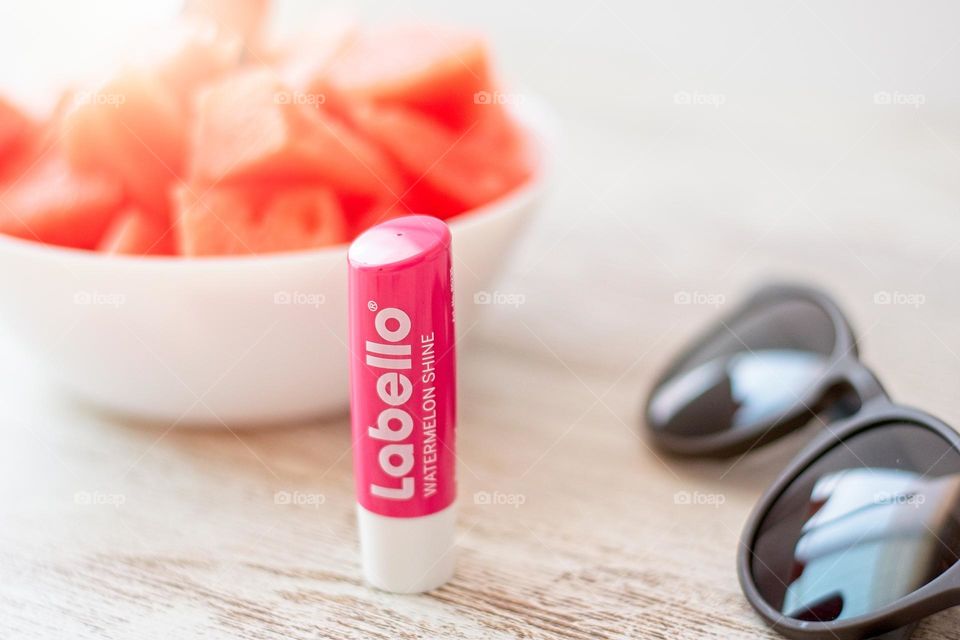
[0,102,554,426]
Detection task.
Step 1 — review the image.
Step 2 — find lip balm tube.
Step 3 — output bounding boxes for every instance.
[347,215,457,593]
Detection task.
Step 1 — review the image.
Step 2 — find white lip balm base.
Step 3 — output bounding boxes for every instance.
[356,503,457,593]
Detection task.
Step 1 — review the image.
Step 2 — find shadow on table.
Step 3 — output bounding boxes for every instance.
[642,423,814,491]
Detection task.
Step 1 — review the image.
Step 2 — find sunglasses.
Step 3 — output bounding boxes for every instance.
[643,283,960,640]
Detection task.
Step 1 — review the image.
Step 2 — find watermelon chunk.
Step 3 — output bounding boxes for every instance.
[176,184,347,256]
[98,208,174,255]
[63,69,186,219]
[260,188,347,248]
[342,194,409,239]
[323,24,494,131]
[264,16,357,92]
[151,23,243,110]
[0,153,124,249]
[189,69,404,197]
[351,104,535,216]
[0,97,70,184]
[0,97,33,172]
[182,0,271,43]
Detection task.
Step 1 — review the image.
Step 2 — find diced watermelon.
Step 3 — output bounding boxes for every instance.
[263,16,356,92]
[0,97,33,171]
[0,153,124,249]
[341,194,409,239]
[0,17,528,255]
[63,69,186,220]
[182,0,271,43]
[351,104,535,216]
[189,69,404,197]
[176,184,347,256]
[98,208,174,255]
[260,187,347,248]
[176,186,246,256]
[0,108,63,186]
[323,25,494,131]
[151,23,243,109]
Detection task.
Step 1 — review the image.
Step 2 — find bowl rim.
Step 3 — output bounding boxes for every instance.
[0,98,558,271]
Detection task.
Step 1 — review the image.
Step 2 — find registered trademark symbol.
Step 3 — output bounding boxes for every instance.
[367,301,378,312]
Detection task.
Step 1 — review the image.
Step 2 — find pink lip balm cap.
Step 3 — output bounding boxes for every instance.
[347,215,457,593]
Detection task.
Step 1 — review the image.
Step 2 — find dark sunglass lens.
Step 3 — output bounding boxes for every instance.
[750,423,960,622]
[648,298,836,437]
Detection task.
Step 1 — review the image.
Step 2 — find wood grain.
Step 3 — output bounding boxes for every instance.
[5,4,960,638]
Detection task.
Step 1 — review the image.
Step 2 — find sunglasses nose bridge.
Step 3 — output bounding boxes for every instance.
[839,362,888,407]
[808,361,886,424]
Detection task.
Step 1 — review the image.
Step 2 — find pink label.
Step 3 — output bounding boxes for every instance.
[348,222,456,518]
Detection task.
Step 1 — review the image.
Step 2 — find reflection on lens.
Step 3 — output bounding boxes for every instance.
[649,350,828,436]
[750,423,960,622]
[648,299,836,437]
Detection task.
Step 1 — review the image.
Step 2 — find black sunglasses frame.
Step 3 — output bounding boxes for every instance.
[644,283,887,458]
[738,400,960,640]
[647,282,960,639]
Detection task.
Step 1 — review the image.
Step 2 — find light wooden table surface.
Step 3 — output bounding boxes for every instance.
[3,102,960,639]
[5,2,960,639]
